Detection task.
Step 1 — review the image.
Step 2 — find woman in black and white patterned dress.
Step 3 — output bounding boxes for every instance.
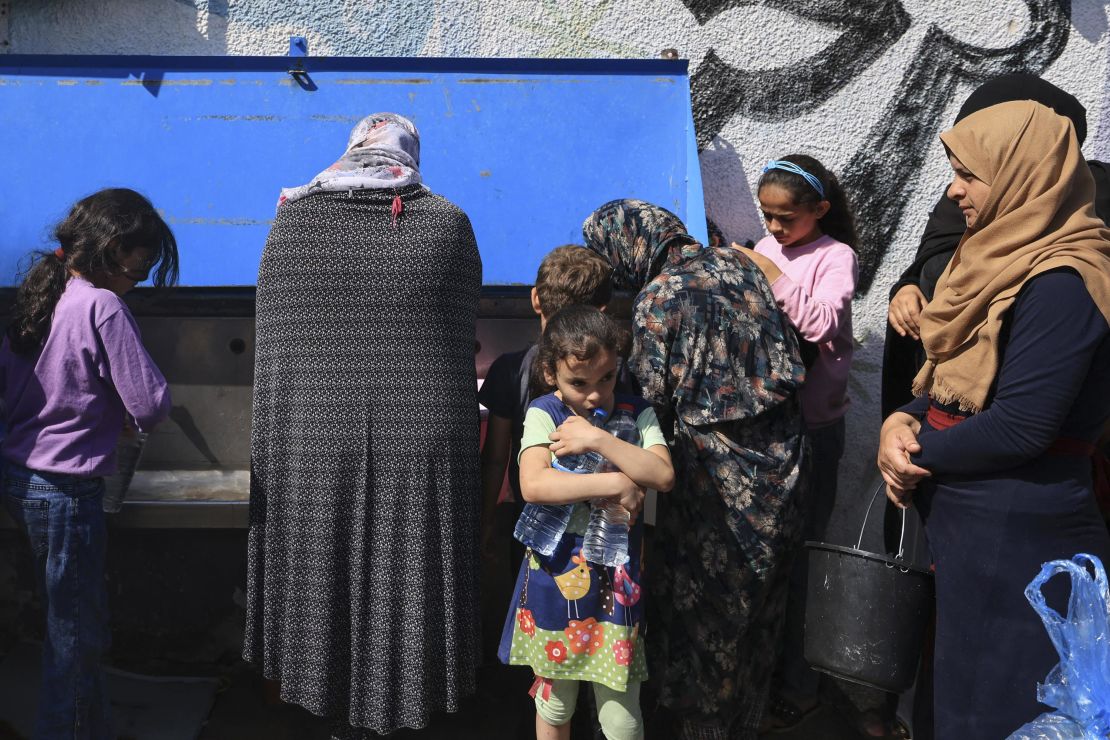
[244,113,483,738]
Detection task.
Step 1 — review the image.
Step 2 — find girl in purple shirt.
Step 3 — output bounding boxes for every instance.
[1,188,177,740]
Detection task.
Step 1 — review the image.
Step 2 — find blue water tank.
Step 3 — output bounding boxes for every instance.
[0,54,706,287]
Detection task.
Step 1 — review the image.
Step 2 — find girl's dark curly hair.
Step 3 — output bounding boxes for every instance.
[530,304,629,397]
[758,153,859,252]
[7,188,179,355]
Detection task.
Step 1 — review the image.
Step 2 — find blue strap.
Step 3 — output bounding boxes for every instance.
[763,160,826,199]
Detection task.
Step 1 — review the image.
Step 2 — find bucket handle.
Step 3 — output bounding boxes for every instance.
[856,482,908,569]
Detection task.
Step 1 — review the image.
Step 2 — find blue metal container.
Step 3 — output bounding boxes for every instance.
[0,54,705,287]
[0,53,705,527]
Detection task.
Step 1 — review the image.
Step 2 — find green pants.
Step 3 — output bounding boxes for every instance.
[535,678,643,740]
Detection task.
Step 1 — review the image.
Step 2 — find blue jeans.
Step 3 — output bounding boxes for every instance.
[3,463,112,740]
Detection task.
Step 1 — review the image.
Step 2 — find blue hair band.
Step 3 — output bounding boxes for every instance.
[763,160,826,200]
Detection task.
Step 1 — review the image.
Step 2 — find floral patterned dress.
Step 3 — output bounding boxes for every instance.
[582,199,807,738]
[498,393,666,692]
[631,243,807,736]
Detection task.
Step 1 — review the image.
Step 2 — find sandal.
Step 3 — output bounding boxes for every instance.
[758,694,821,734]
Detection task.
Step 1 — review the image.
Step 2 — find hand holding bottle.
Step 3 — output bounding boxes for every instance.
[614,475,645,524]
[549,412,610,459]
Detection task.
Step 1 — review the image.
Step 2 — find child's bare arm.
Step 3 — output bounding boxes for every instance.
[597,438,673,492]
[479,414,512,553]
[548,416,675,492]
[518,445,642,505]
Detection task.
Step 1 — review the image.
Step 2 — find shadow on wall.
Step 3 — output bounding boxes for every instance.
[1070,0,1109,43]
[176,0,439,56]
[1085,3,1110,161]
[699,135,763,246]
[13,0,440,59]
[685,0,1073,295]
[165,0,228,56]
[10,0,229,55]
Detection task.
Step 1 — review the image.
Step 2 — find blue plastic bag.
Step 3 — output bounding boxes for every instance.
[1008,553,1110,740]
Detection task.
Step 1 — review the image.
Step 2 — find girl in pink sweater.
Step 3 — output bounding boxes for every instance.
[736,154,860,731]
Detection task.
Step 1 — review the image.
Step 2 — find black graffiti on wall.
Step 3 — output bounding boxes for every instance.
[690,1,911,135]
[686,0,1072,295]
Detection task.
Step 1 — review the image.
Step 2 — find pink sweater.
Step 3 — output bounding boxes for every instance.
[754,234,857,427]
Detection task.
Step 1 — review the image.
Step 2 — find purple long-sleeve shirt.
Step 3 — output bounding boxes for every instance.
[0,276,171,477]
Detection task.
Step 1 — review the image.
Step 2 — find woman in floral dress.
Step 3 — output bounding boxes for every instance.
[583,200,808,740]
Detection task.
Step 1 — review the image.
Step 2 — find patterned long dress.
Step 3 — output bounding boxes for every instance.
[244,184,482,738]
[631,243,807,740]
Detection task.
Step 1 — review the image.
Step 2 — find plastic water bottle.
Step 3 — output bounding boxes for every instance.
[582,501,631,566]
[102,425,147,514]
[551,407,608,474]
[581,409,639,566]
[514,408,609,556]
[512,501,574,557]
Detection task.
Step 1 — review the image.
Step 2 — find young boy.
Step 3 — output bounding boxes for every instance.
[478,245,613,593]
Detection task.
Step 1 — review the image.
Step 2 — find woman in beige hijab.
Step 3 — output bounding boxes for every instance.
[877,100,1110,738]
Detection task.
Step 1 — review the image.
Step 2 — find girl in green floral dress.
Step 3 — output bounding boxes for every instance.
[499,305,674,740]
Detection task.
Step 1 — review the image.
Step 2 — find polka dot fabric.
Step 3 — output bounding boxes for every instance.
[508,615,647,691]
[244,185,483,737]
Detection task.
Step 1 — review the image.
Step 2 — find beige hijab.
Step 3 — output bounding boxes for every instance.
[912,100,1110,412]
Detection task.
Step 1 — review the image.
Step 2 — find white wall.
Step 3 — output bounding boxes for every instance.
[7,0,1110,503]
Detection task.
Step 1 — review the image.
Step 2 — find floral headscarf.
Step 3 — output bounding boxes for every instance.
[278,112,423,208]
[582,199,699,291]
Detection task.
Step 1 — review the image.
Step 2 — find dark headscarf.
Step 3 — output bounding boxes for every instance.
[585,199,822,368]
[955,73,1087,145]
[581,199,699,291]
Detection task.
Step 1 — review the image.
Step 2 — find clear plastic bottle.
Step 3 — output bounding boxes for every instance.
[102,424,148,514]
[581,409,638,566]
[512,501,574,557]
[513,408,608,556]
[550,407,608,474]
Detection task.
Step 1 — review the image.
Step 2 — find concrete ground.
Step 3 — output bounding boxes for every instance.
[1,529,895,740]
[0,637,878,740]
[196,662,873,740]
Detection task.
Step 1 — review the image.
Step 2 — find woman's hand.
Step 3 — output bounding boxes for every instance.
[877,412,931,508]
[732,243,783,282]
[885,484,915,509]
[888,284,927,340]
[549,414,608,458]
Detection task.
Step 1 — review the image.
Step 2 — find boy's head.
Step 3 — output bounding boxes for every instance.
[531,245,613,328]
